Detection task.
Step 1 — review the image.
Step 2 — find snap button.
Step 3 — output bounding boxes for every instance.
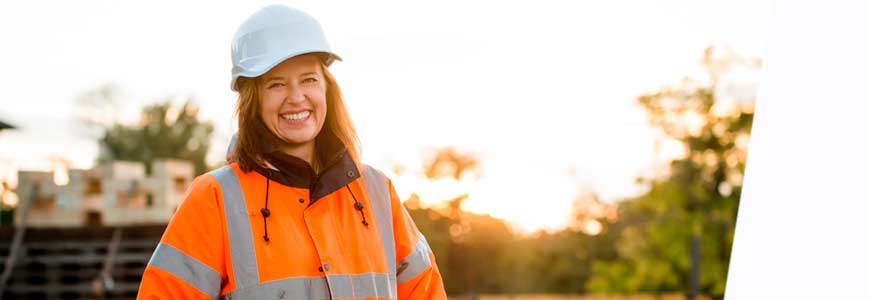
[298,198,305,204]
[346,170,355,178]
[324,263,331,271]
[318,266,323,272]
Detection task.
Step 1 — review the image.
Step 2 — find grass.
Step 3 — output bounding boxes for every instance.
[448,294,713,300]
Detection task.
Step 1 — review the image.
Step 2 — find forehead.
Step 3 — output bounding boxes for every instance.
[263,54,322,77]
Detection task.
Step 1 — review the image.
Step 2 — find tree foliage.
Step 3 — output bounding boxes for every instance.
[586,46,756,297]
[99,99,214,175]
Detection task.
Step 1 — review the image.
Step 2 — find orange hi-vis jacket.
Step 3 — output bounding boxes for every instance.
[137,142,446,299]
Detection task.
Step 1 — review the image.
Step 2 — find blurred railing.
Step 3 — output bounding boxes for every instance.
[0,225,163,300]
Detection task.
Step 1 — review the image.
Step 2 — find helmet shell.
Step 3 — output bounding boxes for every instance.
[230,5,341,91]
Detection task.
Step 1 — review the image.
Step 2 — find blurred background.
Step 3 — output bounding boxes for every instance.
[0,0,769,299]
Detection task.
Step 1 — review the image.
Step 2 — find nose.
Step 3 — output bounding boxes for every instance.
[286,85,306,104]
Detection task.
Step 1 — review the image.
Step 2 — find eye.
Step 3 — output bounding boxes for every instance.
[302,77,319,84]
[267,82,285,89]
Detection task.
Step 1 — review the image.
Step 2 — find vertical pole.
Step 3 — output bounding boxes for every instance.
[0,185,36,300]
[92,227,123,299]
[689,226,701,300]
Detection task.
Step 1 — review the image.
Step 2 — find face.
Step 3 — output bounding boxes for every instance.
[259,54,327,153]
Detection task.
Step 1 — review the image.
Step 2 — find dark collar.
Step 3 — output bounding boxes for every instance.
[252,133,360,202]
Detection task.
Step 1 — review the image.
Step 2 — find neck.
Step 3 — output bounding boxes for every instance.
[279,141,317,171]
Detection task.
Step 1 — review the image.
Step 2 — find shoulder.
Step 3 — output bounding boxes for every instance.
[182,164,245,204]
[361,163,394,185]
[203,163,243,184]
[361,163,385,178]
[359,163,399,205]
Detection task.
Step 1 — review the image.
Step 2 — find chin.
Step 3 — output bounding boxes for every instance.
[281,133,318,145]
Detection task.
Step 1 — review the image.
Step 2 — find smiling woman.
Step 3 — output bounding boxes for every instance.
[137,5,447,300]
[257,56,328,154]
[233,54,347,174]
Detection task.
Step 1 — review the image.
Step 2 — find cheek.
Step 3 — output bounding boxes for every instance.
[311,89,328,118]
[260,93,283,116]
[316,96,328,121]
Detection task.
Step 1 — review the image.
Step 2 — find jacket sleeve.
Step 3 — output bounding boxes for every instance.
[138,175,228,300]
[388,179,448,300]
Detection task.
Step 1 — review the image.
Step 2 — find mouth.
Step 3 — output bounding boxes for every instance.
[280,110,311,123]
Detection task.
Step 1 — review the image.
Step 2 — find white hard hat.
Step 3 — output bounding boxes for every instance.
[230,5,341,91]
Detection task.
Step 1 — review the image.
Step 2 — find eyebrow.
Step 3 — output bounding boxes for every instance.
[263,72,318,82]
[264,76,285,82]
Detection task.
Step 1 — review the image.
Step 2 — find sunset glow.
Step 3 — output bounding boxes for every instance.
[0,0,770,233]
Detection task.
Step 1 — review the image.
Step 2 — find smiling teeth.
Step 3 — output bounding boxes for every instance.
[282,111,310,121]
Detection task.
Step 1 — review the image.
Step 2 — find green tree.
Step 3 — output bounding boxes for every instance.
[587,47,757,297]
[99,99,214,175]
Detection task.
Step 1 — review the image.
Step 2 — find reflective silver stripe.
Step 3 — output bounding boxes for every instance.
[148,242,221,298]
[363,165,397,276]
[224,276,328,300]
[209,167,260,289]
[396,235,433,283]
[330,272,396,298]
[224,273,393,300]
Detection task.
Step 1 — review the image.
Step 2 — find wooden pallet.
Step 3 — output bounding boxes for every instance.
[0,225,165,300]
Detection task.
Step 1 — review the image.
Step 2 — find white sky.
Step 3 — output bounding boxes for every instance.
[0,0,772,232]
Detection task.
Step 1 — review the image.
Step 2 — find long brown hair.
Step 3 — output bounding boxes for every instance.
[232,59,360,173]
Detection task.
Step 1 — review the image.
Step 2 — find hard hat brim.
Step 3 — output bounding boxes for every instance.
[231,51,341,92]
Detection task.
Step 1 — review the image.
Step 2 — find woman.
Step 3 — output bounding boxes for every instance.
[138,5,446,300]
